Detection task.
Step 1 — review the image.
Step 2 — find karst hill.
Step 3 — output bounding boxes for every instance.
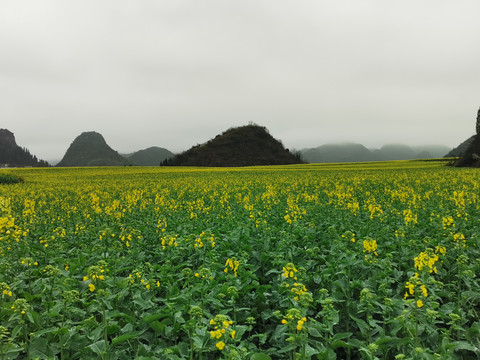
[161,124,304,167]
[0,128,49,167]
[125,147,174,166]
[445,136,475,158]
[57,131,131,167]
[454,107,480,167]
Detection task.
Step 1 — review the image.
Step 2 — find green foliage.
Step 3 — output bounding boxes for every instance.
[0,173,23,184]
[0,162,479,359]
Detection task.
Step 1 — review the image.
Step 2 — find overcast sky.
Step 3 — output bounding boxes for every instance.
[1,0,479,162]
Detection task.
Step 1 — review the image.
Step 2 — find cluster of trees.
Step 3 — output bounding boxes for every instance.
[0,144,49,167]
[476,107,480,135]
[454,107,480,167]
[0,129,49,167]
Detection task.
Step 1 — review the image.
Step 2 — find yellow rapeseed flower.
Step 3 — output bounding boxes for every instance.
[224,258,239,277]
[282,263,298,279]
[414,249,440,273]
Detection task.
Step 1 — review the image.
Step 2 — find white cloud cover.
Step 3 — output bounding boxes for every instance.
[1,0,479,161]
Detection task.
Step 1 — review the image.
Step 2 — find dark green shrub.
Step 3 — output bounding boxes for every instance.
[0,173,23,184]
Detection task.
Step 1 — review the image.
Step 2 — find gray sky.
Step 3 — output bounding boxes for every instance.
[1,0,479,162]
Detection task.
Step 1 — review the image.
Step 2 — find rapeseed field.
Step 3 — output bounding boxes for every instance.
[0,161,479,359]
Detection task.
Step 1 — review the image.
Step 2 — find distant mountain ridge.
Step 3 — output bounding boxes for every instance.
[57,131,132,167]
[301,143,451,163]
[124,147,174,166]
[0,129,49,167]
[2,127,456,167]
[410,145,452,159]
[162,124,304,167]
[302,143,372,163]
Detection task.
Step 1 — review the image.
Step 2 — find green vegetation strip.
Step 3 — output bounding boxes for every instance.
[0,173,23,184]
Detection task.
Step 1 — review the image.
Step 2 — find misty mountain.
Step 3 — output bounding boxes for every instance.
[302,143,372,163]
[371,144,416,161]
[57,131,132,167]
[0,129,49,167]
[411,145,451,159]
[124,147,174,166]
[161,124,304,167]
[301,143,451,163]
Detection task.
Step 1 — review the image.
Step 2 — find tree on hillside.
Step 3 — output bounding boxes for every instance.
[455,106,480,167]
[476,107,480,135]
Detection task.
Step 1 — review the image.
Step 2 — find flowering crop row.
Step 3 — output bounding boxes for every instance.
[0,161,479,359]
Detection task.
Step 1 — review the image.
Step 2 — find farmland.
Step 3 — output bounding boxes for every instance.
[0,160,479,359]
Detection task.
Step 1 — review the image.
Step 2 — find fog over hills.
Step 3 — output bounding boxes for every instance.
[301,143,372,163]
[301,143,451,163]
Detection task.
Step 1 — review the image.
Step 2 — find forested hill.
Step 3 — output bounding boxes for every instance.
[125,147,174,166]
[445,136,475,158]
[57,131,131,167]
[0,129,49,167]
[454,107,480,167]
[161,124,304,167]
